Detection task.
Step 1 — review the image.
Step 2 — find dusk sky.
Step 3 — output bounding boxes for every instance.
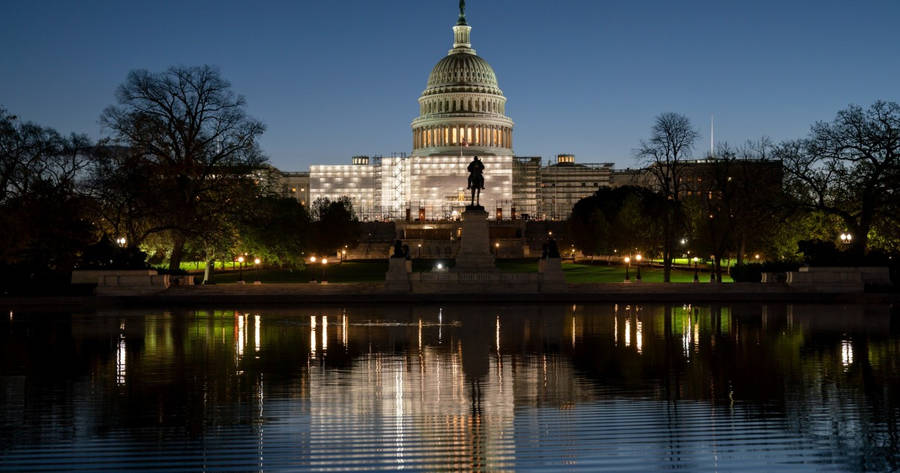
[2,0,898,170]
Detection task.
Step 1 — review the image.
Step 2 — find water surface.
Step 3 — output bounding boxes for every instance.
[1,303,898,472]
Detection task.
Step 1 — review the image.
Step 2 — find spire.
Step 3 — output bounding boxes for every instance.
[457,0,467,25]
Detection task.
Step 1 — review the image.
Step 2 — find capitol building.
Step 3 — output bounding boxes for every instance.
[289,6,615,221]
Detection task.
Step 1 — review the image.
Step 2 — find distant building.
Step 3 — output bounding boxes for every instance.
[610,168,654,189]
[512,157,541,219]
[539,155,614,220]
[610,159,783,200]
[279,171,309,207]
[674,158,783,200]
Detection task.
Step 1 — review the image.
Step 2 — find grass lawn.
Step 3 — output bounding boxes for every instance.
[204,259,732,284]
[154,261,246,272]
[211,261,388,284]
[497,260,732,283]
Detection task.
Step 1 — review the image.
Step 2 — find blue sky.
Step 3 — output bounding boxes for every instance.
[2,0,898,170]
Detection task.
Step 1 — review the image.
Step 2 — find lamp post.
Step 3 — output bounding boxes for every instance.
[840,233,853,246]
[692,256,700,283]
[321,258,328,283]
[624,256,631,282]
[237,256,245,282]
[254,258,261,282]
[635,254,643,281]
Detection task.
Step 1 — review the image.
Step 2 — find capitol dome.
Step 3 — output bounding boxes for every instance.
[411,10,513,156]
[425,54,500,94]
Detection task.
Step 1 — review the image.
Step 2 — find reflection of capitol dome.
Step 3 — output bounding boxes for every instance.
[412,10,513,156]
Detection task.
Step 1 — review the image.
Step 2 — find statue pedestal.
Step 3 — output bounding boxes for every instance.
[539,257,566,292]
[453,206,495,272]
[385,257,411,292]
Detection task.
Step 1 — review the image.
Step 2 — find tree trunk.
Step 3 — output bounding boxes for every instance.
[203,258,214,284]
[663,245,672,282]
[662,217,672,282]
[737,234,746,266]
[168,233,186,272]
[714,256,722,283]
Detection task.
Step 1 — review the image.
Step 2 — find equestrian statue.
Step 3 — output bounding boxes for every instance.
[467,156,485,207]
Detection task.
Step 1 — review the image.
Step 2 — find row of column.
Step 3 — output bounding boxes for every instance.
[413,125,511,150]
[422,97,503,115]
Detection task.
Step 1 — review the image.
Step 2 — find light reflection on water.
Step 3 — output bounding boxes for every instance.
[0,303,898,472]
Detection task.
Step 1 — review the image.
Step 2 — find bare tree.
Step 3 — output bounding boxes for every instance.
[635,113,699,282]
[777,101,900,253]
[100,66,267,271]
[1,107,91,204]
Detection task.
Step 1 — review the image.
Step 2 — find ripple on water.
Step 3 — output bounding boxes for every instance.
[0,303,898,472]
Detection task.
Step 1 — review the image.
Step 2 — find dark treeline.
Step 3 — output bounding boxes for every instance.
[3,64,897,291]
[1,65,357,294]
[570,102,900,282]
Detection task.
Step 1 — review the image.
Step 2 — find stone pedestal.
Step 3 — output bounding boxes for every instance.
[453,206,495,272]
[385,257,411,292]
[539,257,566,292]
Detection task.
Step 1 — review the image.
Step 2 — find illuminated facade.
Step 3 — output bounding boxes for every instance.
[308,8,516,220]
[302,11,614,221]
[309,156,380,217]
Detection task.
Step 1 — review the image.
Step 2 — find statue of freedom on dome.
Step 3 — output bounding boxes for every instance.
[467,156,485,207]
[457,0,467,25]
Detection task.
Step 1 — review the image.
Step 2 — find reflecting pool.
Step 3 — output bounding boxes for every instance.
[1,303,898,472]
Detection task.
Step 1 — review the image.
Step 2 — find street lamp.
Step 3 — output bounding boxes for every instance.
[254,258,261,282]
[840,233,853,245]
[635,254,643,281]
[237,256,245,282]
[116,237,127,247]
[692,256,700,283]
[321,258,328,283]
[624,256,631,282]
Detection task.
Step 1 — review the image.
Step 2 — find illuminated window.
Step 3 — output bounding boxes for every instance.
[467,127,472,143]
[452,128,457,144]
